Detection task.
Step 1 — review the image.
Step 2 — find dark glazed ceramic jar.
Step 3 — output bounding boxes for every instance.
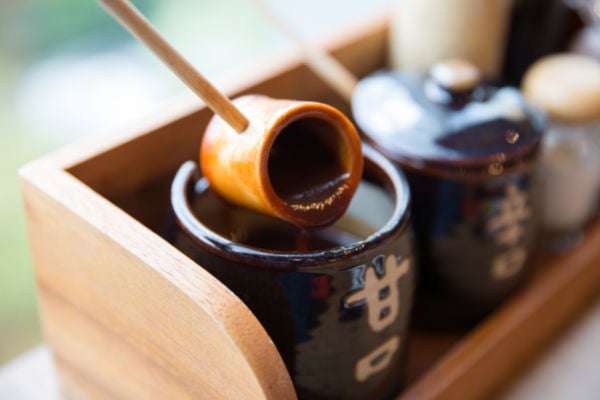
[352,60,544,327]
[168,146,415,400]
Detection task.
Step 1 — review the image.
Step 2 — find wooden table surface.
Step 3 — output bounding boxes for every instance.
[3,296,600,400]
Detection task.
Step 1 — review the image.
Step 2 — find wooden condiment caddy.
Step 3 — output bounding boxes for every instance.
[20,15,600,400]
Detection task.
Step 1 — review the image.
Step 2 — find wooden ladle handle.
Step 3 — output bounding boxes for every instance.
[97,0,249,132]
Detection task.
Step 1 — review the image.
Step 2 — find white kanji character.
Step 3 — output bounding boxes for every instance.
[491,246,527,280]
[355,335,400,382]
[487,184,531,246]
[345,254,409,332]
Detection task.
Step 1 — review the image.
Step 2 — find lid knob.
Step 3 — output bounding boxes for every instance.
[522,54,600,123]
[430,58,481,92]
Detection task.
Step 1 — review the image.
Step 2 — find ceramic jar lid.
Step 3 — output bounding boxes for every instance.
[522,54,600,123]
[429,58,481,92]
[352,59,544,177]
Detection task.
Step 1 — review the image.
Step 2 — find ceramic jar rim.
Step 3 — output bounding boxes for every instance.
[171,145,411,270]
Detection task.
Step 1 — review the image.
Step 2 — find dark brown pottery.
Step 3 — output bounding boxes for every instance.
[352,62,544,328]
[168,145,415,400]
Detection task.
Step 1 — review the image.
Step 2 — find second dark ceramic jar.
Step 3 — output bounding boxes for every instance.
[352,60,545,327]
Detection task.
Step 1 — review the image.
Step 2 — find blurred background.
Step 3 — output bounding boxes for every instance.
[0,0,387,364]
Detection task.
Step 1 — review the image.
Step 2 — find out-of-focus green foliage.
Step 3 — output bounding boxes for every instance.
[0,1,158,60]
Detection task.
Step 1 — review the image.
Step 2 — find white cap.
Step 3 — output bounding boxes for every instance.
[522,54,600,123]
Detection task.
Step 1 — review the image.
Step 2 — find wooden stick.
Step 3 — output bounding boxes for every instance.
[250,0,358,103]
[97,0,249,133]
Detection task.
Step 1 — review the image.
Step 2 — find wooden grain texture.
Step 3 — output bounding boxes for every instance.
[21,161,295,399]
[9,286,600,400]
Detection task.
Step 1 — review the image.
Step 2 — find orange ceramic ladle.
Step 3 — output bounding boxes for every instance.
[201,95,362,228]
[98,0,363,228]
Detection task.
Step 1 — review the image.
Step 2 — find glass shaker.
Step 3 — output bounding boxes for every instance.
[352,59,544,327]
[522,54,600,251]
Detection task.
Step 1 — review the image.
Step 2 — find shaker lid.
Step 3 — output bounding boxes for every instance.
[352,59,544,176]
[522,54,600,123]
[429,58,481,92]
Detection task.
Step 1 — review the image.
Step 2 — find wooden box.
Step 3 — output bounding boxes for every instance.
[20,14,600,400]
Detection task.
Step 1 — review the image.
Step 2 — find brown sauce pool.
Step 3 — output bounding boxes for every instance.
[191,176,361,252]
[268,118,351,223]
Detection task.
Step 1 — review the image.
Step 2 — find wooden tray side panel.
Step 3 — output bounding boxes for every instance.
[66,106,211,201]
[20,166,296,400]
